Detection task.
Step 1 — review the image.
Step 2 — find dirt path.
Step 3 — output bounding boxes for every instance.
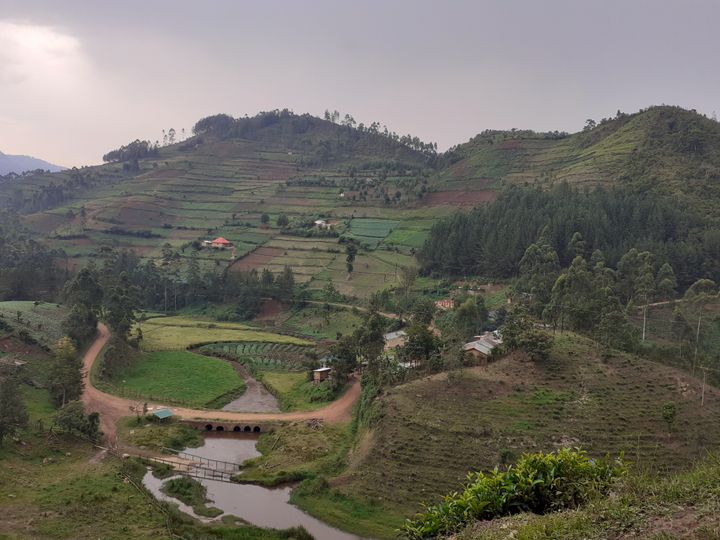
[81,324,361,445]
[220,361,281,413]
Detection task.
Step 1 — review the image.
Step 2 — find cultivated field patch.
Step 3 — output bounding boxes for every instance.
[137,315,310,351]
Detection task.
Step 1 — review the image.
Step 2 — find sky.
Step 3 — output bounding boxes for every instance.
[1,0,719,167]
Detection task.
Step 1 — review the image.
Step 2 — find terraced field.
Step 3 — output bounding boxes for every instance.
[197,341,313,371]
[0,301,69,348]
[338,333,720,516]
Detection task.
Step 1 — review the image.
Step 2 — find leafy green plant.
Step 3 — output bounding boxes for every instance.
[401,448,626,539]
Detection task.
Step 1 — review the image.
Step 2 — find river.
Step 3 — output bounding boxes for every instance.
[142,436,365,540]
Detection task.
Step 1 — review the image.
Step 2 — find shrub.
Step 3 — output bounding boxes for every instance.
[401,448,626,539]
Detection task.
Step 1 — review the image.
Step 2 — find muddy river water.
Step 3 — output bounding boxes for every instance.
[142,437,365,540]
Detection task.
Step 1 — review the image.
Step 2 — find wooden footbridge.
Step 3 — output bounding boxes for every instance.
[145,447,242,482]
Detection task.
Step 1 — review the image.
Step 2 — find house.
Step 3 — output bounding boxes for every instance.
[314,219,332,230]
[434,299,454,311]
[463,331,503,362]
[152,408,174,423]
[313,366,332,383]
[209,237,232,249]
[383,329,407,350]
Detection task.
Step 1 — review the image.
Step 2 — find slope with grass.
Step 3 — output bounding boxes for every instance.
[311,333,720,534]
[0,301,69,349]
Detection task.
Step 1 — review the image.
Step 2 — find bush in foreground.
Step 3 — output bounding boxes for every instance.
[401,448,626,539]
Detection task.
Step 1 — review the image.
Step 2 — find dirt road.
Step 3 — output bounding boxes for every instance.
[81,324,361,443]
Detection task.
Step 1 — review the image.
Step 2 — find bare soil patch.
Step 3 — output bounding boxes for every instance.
[231,247,284,271]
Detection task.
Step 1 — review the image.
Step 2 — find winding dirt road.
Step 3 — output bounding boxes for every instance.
[81,324,361,443]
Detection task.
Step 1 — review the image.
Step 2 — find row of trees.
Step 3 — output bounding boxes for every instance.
[419,183,720,290]
[514,231,718,353]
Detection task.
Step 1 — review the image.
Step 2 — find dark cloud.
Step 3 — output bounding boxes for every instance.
[0,0,718,166]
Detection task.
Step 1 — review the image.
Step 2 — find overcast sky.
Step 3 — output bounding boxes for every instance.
[1,0,719,167]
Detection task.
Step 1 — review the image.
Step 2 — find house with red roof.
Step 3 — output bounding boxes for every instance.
[203,237,232,249]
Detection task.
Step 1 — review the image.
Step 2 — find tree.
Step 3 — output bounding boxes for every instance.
[683,278,718,374]
[662,402,677,432]
[63,266,103,312]
[49,337,83,407]
[277,214,289,227]
[53,401,101,442]
[656,263,678,300]
[276,266,295,300]
[398,266,418,297]
[104,274,137,341]
[260,213,270,225]
[62,304,98,347]
[410,296,436,326]
[0,374,28,444]
[501,308,552,361]
[453,297,487,341]
[567,232,587,260]
[345,241,358,276]
[515,240,560,315]
[398,324,440,367]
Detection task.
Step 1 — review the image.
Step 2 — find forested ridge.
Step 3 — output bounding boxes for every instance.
[419,183,720,289]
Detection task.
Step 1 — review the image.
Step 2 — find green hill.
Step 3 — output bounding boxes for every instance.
[0,111,448,298]
[440,105,720,219]
[301,334,720,537]
[1,106,719,299]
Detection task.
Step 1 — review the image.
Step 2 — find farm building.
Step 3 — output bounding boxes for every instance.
[463,331,503,362]
[203,237,232,249]
[313,366,332,383]
[313,219,332,230]
[383,329,407,350]
[434,299,454,311]
[152,408,174,423]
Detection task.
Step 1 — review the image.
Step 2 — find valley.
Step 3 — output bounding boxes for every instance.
[2,105,720,540]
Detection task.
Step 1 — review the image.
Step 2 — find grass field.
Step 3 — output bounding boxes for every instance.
[0,301,69,348]
[283,305,364,340]
[257,371,338,412]
[138,315,311,351]
[100,350,246,408]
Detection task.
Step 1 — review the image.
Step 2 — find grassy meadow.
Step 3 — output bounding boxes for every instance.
[137,315,310,351]
[97,350,245,408]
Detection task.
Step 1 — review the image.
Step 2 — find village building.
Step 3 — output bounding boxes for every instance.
[313,219,333,230]
[203,237,232,249]
[383,329,407,350]
[313,366,332,383]
[463,331,503,363]
[434,298,454,311]
[152,408,174,423]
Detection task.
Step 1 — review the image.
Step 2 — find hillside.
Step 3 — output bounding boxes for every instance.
[305,334,720,537]
[439,106,720,219]
[1,106,720,299]
[0,112,457,298]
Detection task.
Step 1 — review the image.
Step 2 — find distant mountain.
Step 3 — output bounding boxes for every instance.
[0,151,65,175]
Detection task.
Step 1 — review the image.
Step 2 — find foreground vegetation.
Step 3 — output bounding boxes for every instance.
[402,448,626,538]
[456,455,720,539]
